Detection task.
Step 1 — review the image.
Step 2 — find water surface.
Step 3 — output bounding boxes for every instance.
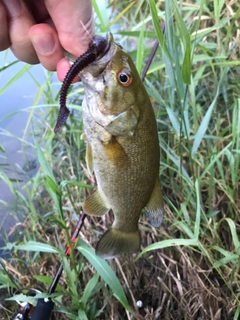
[0,50,53,251]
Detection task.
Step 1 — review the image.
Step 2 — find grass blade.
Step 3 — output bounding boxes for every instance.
[137,239,199,259]
[0,60,19,72]
[0,171,17,196]
[60,180,94,190]
[36,143,55,181]
[108,1,136,28]
[148,0,171,60]
[172,0,191,84]
[194,179,201,239]
[136,25,145,74]
[224,218,240,253]
[77,239,132,313]
[191,88,219,157]
[81,273,99,306]
[13,241,59,253]
[0,64,32,94]
[92,0,109,32]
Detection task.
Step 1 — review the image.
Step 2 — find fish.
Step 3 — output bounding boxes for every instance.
[78,33,164,259]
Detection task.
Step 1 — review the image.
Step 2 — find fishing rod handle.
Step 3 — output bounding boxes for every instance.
[31,298,54,320]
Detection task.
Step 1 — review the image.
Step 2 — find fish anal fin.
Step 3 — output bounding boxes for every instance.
[96,228,140,259]
[86,143,94,176]
[144,179,164,228]
[83,189,109,216]
[103,137,128,168]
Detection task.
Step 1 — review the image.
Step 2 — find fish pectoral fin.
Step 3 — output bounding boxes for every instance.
[83,189,109,216]
[96,228,140,259]
[144,179,164,228]
[103,136,128,168]
[86,143,94,176]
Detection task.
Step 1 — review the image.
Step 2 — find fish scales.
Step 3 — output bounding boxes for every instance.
[80,34,164,259]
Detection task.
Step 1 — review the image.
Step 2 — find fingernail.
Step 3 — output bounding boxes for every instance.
[3,0,23,17]
[31,33,56,56]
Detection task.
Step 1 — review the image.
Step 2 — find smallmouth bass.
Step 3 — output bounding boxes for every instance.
[79,34,164,259]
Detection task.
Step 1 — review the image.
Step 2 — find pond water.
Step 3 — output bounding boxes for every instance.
[0,50,54,254]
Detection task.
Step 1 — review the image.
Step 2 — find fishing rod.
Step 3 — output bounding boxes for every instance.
[11,212,86,320]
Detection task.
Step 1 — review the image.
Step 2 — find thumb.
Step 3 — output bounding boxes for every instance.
[44,0,94,57]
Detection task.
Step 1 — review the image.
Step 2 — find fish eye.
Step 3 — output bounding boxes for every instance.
[117,71,133,86]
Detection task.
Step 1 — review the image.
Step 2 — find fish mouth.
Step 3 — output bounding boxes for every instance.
[80,33,121,127]
[80,33,117,79]
[95,33,112,61]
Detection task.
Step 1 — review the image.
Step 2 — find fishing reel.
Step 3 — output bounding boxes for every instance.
[11,288,54,320]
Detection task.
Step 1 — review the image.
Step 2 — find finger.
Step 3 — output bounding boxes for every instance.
[45,0,94,57]
[24,0,49,23]
[2,0,39,64]
[57,58,80,82]
[0,1,10,50]
[29,24,64,71]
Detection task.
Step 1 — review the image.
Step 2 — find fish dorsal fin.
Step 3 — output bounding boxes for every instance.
[144,178,164,228]
[83,188,109,216]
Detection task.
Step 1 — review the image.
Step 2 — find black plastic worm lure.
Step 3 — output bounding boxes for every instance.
[54,35,109,133]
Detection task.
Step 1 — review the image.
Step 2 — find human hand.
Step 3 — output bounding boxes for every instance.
[0,0,94,81]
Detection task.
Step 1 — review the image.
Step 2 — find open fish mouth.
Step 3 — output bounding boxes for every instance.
[94,33,112,62]
[80,33,118,80]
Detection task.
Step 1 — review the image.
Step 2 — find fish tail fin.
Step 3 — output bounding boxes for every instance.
[96,228,140,259]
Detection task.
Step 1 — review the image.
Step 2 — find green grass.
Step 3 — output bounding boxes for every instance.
[0,0,240,319]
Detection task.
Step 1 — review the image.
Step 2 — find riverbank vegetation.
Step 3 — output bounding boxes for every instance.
[0,0,240,319]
